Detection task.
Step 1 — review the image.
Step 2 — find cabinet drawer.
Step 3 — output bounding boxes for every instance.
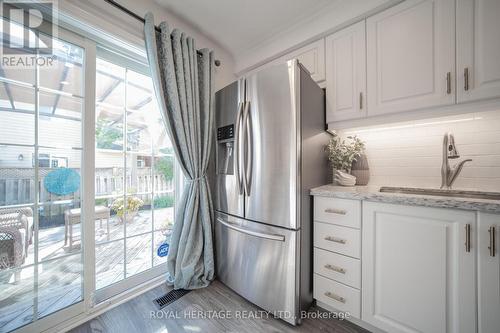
[314,197,361,229]
[314,222,361,258]
[314,273,360,318]
[314,248,361,289]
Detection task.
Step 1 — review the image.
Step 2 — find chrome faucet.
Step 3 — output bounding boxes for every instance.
[441,132,472,189]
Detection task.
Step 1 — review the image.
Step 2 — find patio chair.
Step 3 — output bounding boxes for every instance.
[0,207,34,282]
[0,207,34,250]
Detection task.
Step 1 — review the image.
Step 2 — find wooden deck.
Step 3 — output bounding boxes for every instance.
[0,207,173,333]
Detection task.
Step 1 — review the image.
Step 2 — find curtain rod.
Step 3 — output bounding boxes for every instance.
[103,0,221,67]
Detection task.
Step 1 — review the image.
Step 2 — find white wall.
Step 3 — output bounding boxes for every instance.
[338,110,500,191]
[61,0,236,90]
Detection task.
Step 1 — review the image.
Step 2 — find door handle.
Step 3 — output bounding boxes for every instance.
[488,226,496,257]
[465,224,471,252]
[464,67,469,91]
[217,217,285,242]
[235,102,244,195]
[242,101,252,196]
[359,92,363,110]
[446,72,452,95]
[325,236,347,244]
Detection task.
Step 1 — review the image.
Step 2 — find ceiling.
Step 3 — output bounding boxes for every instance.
[154,0,335,58]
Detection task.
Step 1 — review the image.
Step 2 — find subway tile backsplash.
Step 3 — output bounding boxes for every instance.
[338,110,500,191]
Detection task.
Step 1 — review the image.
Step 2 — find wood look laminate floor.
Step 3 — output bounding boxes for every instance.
[70,280,369,333]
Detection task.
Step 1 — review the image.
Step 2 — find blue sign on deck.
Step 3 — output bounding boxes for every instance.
[157,242,169,257]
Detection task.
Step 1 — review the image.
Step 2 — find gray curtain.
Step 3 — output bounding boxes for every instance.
[144,12,215,289]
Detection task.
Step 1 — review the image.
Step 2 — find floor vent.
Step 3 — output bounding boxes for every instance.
[153,289,190,309]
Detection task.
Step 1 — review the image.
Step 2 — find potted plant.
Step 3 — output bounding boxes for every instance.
[325,131,365,184]
[111,196,144,223]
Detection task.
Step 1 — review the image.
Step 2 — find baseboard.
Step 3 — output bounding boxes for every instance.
[315,300,386,333]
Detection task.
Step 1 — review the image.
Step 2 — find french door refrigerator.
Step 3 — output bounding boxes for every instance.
[214,60,328,325]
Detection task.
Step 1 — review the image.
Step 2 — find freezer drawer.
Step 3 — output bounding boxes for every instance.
[215,212,299,324]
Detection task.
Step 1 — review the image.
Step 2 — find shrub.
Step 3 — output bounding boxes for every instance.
[154,194,174,208]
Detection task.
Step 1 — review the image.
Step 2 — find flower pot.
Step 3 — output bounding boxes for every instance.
[120,211,138,223]
[351,154,370,185]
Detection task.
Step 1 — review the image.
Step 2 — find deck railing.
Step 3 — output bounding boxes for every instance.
[0,167,173,206]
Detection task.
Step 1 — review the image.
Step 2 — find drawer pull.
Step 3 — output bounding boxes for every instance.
[324,291,346,303]
[325,236,347,244]
[489,226,496,257]
[324,208,347,215]
[324,264,346,274]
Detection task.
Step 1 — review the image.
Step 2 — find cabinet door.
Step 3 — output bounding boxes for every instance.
[325,21,366,122]
[362,202,476,333]
[285,39,325,82]
[478,213,500,333]
[245,40,325,83]
[366,0,455,116]
[457,0,500,103]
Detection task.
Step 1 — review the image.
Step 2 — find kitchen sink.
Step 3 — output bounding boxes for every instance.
[379,187,500,201]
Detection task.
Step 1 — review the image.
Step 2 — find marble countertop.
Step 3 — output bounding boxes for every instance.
[310,184,500,214]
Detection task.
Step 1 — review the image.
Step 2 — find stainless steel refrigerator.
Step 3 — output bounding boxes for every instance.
[214,60,328,325]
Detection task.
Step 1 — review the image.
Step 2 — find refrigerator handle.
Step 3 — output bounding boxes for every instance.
[242,101,252,196]
[217,217,285,242]
[235,102,245,195]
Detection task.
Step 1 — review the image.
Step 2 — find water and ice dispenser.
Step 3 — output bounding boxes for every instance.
[217,124,235,175]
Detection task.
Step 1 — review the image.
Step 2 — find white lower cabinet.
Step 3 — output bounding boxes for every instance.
[314,274,361,318]
[478,213,500,333]
[313,196,500,333]
[313,197,362,319]
[362,202,476,333]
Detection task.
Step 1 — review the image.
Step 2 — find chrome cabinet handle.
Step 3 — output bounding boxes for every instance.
[488,226,496,257]
[465,224,471,252]
[464,67,469,91]
[235,102,244,195]
[325,264,346,274]
[325,236,347,244]
[324,208,347,215]
[446,72,452,94]
[324,291,346,303]
[217,217,285,242]
[359,92,363,110]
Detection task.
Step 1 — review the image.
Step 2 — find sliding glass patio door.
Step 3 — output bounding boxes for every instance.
[0,20,89,333]
[0,14,172,333]
[92,49,171,302]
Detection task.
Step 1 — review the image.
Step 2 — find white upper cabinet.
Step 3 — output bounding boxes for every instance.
[457,0,500,103]
[366,0,455,116]
[245,39,325,83]
[478,212,500,333]
[325,21,366,122]
[362,202,476,333]
[285,39,325,82]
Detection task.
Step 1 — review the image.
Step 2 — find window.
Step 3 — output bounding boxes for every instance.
[0,18,85,332]
[0,9,176,333]
[93,53,173,295]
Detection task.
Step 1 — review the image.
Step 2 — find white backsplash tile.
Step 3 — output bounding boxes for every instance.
[338,110,500,191]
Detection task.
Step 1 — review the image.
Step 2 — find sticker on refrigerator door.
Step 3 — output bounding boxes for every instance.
[157,242,169,257]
